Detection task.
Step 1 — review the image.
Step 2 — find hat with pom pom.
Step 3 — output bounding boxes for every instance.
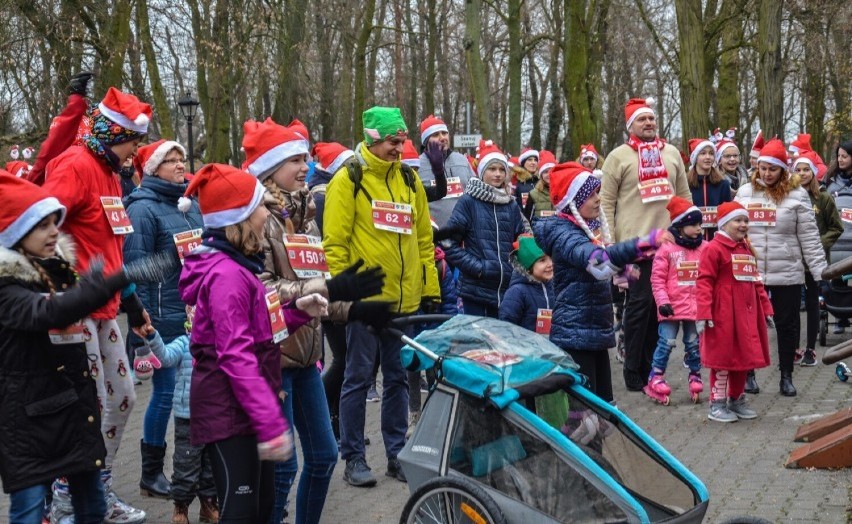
[401,139,420,169]
[549,161,601,212]
[135,139,186,177]
[667,196,702,227]
[312,142,354,175]
[182,163,265,228]
[624,97,655,130]
[98,87,152,134]
[538,150,557,175]
[419,115,448,146]
[241,118,310,181]
[475,139,508,178]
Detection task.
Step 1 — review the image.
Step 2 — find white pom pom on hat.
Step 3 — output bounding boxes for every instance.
[177,197,193,213]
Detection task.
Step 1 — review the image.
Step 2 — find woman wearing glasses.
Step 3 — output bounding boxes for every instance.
[714,129,750,195]
[124,139,203,501]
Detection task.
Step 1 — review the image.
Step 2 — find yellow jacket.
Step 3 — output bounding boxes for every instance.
[323,143,440,314]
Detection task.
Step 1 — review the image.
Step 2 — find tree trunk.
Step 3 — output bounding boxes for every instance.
[423,0,438,117]
[675,0,711,141]
[757,0,784,138]
[716,0,741,130]
[137,0,174,138]
[97,0,133,96]
[463,0,495,139]
[801,11,827,155]
[202,0,233,163]
[353,0,376,144]
[506,0,523,151]
[544,0,563,154]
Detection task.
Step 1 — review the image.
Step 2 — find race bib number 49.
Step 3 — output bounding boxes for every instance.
[372,200,413,235]
[638,178,673,204]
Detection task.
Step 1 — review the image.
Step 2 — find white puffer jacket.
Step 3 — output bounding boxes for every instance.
[735,183,827,286]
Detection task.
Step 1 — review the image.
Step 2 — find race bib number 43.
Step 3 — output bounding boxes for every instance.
[100,197,134,235]
[372,200,413,235]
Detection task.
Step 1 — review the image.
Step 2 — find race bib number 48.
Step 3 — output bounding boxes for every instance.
[731,254,760,282]
[372,200,413,235]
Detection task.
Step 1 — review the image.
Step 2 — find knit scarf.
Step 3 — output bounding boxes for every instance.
[82,107,145,173]
[201,228,265,274]
[627,135,669,182]
[465,176,513,204]
[668,226,703,250]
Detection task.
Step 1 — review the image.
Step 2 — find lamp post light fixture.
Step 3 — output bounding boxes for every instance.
[177,92,201,174]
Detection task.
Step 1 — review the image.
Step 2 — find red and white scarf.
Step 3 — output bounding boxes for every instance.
[627,135,669,182]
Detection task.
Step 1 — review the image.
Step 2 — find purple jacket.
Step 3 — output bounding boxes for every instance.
[179,249,311,445]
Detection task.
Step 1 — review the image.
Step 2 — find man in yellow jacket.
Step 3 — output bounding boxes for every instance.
[324,106,440,487]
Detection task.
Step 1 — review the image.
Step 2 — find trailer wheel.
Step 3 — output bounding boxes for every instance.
[819,311,828,347]
[400,476,507,524]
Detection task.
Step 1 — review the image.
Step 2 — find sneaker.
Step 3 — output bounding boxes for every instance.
[343,456,377,487]
[793,348,804,365]
[419,376,429,393]
[708,400,738,423]
[833,324,846,334]
[727,395,757,419]
[406,411,420,440]
[800,349,817,367]
[104,491,147,524]
[623,369,645,392]
[386,457,407,482]
[366,382,380,403]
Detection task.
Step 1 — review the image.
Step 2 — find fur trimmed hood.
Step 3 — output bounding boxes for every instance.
[509,251,540,284]
[0,234,76,283]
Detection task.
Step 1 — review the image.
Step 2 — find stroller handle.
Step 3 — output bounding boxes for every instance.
[382,315,454,370]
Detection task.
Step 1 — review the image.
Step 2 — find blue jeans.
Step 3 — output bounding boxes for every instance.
[142,366,176,446]
[270,366,338,524]
[9,470,104,524]
[340,321,410,462]
[651,320,700,373]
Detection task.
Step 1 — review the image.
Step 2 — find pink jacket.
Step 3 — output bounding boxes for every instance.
[650,240,706,321]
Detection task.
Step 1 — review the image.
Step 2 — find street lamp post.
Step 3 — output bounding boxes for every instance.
[177,92,200,174]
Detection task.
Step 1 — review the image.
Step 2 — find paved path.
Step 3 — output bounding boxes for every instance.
[2,315,850,523]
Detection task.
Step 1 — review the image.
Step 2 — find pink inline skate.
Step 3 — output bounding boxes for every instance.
[688,371,703,403]
[643,370,671,405]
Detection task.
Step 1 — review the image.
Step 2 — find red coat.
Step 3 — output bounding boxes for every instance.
[43,146,125,319]
[696,232,773,371]
[27,94,88,186]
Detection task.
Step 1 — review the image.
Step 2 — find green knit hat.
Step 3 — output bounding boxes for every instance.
[363,106,408,146]
[515,235,545,271]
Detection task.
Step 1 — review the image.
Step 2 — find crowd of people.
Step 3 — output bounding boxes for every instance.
[1,71,851,524]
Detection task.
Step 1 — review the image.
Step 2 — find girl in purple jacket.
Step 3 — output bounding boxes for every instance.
[177,164,328,523]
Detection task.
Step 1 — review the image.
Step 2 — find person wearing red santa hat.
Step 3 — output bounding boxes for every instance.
[512,146,539,210]
[748,130,765,175]
[577,143,603,171]
[600,97,691,392]
[734,138,827,396]
[712,128,749,194]
[794,151,842,366]
[179,163,329,523]
[417,114,473,227]
[42,86,154,523]
[686,137,732,240]
[696,201,773,423]
[523,149,557,221]
[533,162,673,402]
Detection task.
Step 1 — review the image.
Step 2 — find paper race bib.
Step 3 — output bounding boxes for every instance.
[731,254,760,282]
[372,200,413,235]
[841,208,852,224]
[284,234,330,279]
[461,349,522,368]
[100,197,133,235]
[49,320,85,345]
[638,178,673,204]
[676,260,699,286]
[539,210,555,218]
[699,206,718,228]
[173,229,203,265]
[535,308,553,335]
[747,203,776,227]
[521,192,530,207]
[265,291,289,343]
[446,177,464,198]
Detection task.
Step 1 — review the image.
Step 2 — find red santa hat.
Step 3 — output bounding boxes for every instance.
[98,87,152,133]
[476,139,508,178]
[419,114,448,146]
[241,118,310,181]
[401,139,420,169]
[549,162,600,213]
[312,142,354,175]
[507,156,519,168]
[287,119,310,142]
[579,144,599,161]
[624,97,655,130]
[789,133,813,155]
[712,128,739,164]
[518,147,539,167]
[793,150,821,177]
[757,138,789,171]
[749,130,765,159]
[0,171,66,248]
[135,139,186,178]
[688,138,715,167]
[538,150,557,174]
[183,164,265,229]
[667,196,702,227]
[716,201,748,229]
[5,161,31,178]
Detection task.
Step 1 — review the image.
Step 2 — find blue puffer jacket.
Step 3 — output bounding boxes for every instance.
[443,177,529,308]
[144,332,192,418]
[124,176,203,342]
[534,215,639,351]
[498,261,555,332]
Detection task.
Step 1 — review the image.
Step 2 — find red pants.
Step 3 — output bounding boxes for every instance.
[710,369,747,402]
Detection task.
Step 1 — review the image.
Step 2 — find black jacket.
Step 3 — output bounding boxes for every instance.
[0,238,113,493]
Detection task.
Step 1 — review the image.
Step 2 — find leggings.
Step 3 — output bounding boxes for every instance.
[710,369,747,402]
[83,317,135,470]
[804,272,819,350]
[766,285,802,373]
[565,349,614,403]
[209,435,274,524]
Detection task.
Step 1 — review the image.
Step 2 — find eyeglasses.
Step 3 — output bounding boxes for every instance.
[722,154,740,160]
[162,158,186,165]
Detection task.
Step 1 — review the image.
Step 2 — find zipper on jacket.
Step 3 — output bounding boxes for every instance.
[158,282,162,317]
[385,166,405,312]
[542,282,550,309]
[494,203,503,307]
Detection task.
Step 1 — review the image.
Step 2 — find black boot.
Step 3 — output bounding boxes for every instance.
[779,370,797,397]
[623,369,645,392]
[140,440,171,498]
[745,370,760,394]
[331,414,340,444]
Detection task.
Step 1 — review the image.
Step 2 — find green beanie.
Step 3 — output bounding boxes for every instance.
[515,235,545,271]
[363,106,408,146]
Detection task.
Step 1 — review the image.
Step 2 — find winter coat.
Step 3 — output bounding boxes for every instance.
[600,142,691,242]
[43,145,126,319]
[417,150,475,228]
[308,167,334,235]
[0,238,110,493]
[124,176,203,343]
[829,184,852,264]
[443,177,529,309]
[533,215,641,351]
[696,232,773,371]
[435,248,459,315]
[178,249,312,445]
[734,183,827,286]
[323,143,440,313]
[805,187,843,258]
[825,171,852,197]
[689,175,732,240]
[259,188,349,369]
[145,332,192,419]
[27,93,87,187]
[512,167,537,210]
[523,182,554,221]
[498,257,555,332]
[650,240,706,321]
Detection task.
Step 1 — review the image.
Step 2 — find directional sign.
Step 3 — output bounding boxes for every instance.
[453,134,482,149]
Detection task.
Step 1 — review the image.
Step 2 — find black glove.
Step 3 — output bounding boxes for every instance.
[658,304,675,318]
[348,301,395,331]
[433,225,465,243]
[425,141,446,178]
[326,260,385,302]
[67,71,93,96]
[420,297,441,314]
[121,292,147,329]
